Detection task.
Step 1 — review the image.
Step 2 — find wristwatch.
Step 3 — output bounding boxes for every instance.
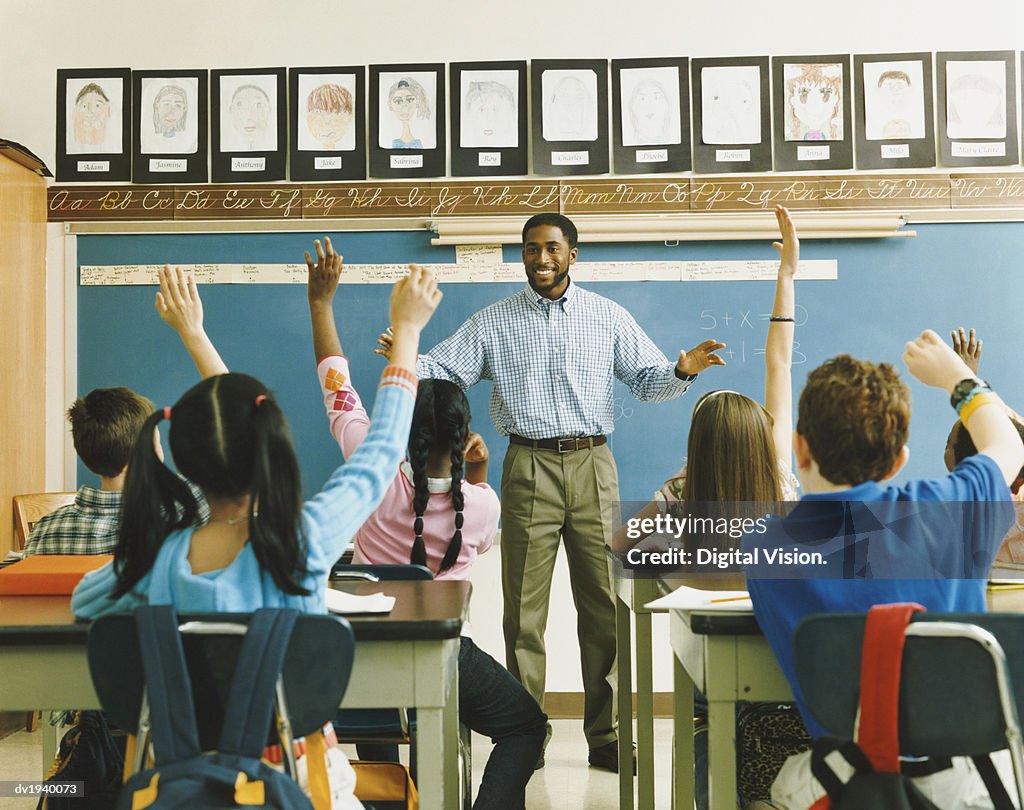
[950,377,990,411]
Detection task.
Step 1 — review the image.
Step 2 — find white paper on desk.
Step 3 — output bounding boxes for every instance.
[645,584,751,612]
[325,588,395,615]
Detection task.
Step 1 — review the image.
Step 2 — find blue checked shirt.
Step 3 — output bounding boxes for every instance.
[417,282,693,438]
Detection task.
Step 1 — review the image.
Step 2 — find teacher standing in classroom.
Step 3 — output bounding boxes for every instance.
[380,212,725,771]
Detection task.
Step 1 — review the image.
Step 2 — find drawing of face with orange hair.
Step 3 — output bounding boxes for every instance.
[785,63,843,142]
[306,83,354,150]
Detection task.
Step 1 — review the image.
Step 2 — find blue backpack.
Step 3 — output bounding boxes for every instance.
[116,605,313,810]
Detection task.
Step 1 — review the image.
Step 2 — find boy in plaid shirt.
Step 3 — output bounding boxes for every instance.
[25,387,153,555]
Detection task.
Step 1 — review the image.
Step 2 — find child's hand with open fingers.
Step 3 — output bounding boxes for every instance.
[155,265,205,338]
[374,328,394,360]
[305,236,343,305]
[772,205,799,276]
[951,326,983,375]
[390,264,443,334]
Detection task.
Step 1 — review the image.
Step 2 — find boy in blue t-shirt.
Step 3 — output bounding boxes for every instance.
[744,330,1024,810]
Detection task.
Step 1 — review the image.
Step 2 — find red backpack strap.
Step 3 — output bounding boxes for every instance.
[856,602,925,773]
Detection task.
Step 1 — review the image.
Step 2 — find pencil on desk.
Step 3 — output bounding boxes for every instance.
[709,595,751,604]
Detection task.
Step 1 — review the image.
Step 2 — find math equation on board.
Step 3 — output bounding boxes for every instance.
[697,304,808,366]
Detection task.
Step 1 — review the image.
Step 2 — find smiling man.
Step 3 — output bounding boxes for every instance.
[383,212,724,772]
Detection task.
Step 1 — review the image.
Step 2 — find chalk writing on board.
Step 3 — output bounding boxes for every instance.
[613,396,635,422]
[697,305,809,365]
[79,261,836,286]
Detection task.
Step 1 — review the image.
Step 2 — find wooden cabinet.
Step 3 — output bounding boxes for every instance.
[0,153,46,556]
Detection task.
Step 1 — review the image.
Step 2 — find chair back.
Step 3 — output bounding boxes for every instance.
[87,611,355,752]
[12,492,77,550]
[795,612,1024,757]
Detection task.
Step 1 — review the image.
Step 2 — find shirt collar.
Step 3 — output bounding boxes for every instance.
[75,485,122,511]
[524,278,577,309]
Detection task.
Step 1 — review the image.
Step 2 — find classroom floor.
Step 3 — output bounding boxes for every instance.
[0,717,674,809]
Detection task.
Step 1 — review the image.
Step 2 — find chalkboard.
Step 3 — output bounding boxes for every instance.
[77,222,1024,503]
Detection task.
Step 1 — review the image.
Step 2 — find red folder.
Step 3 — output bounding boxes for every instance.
[0,554,113,595]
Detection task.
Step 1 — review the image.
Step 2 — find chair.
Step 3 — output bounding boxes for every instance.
[331,562,473,809]
[87,610,355,777]
[12,492,77,551]
[794,612,1024,806]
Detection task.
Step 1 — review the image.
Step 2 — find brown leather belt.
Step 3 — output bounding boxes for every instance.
[509,434,607,453]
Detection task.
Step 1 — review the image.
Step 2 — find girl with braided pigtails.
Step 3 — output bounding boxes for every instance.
[304,242,546,810]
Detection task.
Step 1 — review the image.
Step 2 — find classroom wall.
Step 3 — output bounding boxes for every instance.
[6,0,1024,694]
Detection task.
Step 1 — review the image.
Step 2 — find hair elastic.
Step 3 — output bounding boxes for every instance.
[163,406,172,420]
[692,389,743,418]
[255,394,267,407]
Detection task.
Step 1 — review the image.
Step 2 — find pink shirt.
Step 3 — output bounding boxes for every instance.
[319,356,499,581]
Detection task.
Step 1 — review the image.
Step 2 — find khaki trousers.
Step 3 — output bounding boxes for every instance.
[500,441,619,749]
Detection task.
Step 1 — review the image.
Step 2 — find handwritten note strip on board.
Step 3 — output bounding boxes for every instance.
[79,260,837,286]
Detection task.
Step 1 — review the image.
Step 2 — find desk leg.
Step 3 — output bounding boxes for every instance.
[636,612,655,810]
[41,719,56,777]
[416,706,453,809]
[707,700,736,810]
[616,593,635,810]
[672,655,694,810]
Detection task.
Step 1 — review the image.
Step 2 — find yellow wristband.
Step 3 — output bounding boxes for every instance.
[959,392,998,426]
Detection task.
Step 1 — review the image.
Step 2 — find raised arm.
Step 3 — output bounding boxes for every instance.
[305,237,344,361]
[765,205,798,467]
[904,330,1024,486]
[305,237,375,458]
[155,265,229,378]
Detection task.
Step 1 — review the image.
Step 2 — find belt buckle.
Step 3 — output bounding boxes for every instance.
[557,437,577,453]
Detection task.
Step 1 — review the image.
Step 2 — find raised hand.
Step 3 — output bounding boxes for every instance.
[904,329,974,391]
[155,265,228,378]
[771,205,799,276]
[390,264,442,334]
[951,326,982,375]
[677,339,727,376]
[374,328,394,361]
[305,236,342,304]
[155,265,204,338]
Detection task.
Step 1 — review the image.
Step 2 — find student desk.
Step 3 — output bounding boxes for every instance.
[0,580,469,810]
[610,554,662,810]
[664,583,1024,810]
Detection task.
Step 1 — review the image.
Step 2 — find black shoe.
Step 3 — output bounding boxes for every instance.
[588,741,637,775]
[534,750,545,770]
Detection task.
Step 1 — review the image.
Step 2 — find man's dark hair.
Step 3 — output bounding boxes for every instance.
[68,387,154,477]
[522,213,578,249]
